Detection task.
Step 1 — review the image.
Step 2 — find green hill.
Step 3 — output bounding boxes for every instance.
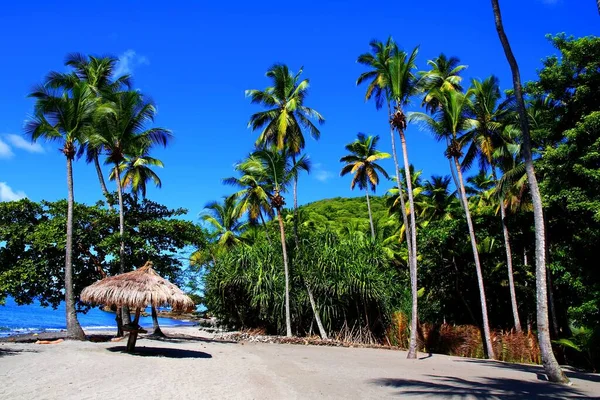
[298,195,397,234]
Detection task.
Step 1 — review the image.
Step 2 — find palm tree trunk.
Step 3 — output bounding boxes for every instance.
[65,154,85,340]
[306,282,328,339]
[277,208,292,337]
[547,268,559,338]
[490,0,568,383]
[453,156,495,359]
[493,168,522,332]
[388,103,413,263]
[151,306,165,337]
[114,166,131,325]
[399,129,419,359]
[365,189,376,239]
[93,153,110,203]
[291,153,300,248]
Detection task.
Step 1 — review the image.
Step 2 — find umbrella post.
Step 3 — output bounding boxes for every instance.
[126,308,141,353]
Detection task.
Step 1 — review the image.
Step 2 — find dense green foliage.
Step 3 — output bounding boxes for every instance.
[0,196,204,308]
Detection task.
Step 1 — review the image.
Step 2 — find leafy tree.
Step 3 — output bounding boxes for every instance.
[340,133,390,238]
[490,0,568,382]
[419,54,467,113]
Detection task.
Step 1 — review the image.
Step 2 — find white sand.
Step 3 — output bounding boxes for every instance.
[0,326,598,399]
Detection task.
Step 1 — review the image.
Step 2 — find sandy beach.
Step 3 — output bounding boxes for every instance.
[0,326,598,399]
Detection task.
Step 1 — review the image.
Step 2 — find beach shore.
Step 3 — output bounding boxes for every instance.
[1,326,598,399]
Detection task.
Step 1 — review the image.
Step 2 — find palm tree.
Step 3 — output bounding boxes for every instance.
[246,64,325,244]
[239,148,310,337]
[419,54,467,113]
[223,163,275,244]
[387,45,421,360]
[46,53,132,201]
[25,81,96,340]
[357,39,413,259]
[464,76,522,332]
[111,149,164,200]
[201,195,249,249]
[421,175,459,222]
[92,90,171,277]
[490,0,568,383]
[357,38,421,357]
[110,145,165,336]
[409,89,495,359]
[340,133,390,239]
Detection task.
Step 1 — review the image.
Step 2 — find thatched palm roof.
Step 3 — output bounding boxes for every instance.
[80,261,195,311]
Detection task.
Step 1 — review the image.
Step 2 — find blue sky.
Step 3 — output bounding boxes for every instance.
[0,1,598,221]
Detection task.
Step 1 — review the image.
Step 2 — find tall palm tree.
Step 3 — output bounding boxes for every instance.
[387,46,421,359]
[25,81,97,340]
[239,148,310,337]
[246,64,325,244]
[357,39,413,260]
[419,54,467,114]
[464,76,522,332]
[92,90,171,277]
[409,89,496,359]
[111,146,165,336]
[46,53,132,201]
[357,38,420,357]
[201,195,249,249]
[340,133,390,239]
[489,0,568,383]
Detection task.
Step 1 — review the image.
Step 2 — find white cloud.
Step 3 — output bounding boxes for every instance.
[0,139,14,159]
[0,182,27,202]
[113,50,149,77]
[313,163,334,183]
[4,134,44,153]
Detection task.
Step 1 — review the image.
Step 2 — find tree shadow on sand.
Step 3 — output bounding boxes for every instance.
[107,346,212,359]
[370,375,593,399]
[0,348,37,358]
[453,358,600,385]
[143,333,236,345]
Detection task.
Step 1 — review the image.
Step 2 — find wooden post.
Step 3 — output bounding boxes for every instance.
[126,308,141,353]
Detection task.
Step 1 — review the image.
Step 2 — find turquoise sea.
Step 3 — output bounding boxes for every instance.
[0,297,196,337]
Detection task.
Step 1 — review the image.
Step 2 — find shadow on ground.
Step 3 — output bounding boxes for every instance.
[143,333,236,345]
[454,358,600,384]
[0,348,38,358]
[371,375,592,399]
[107,346,212,359]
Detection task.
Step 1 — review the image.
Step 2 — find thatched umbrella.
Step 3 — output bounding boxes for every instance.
[81,261,194,352]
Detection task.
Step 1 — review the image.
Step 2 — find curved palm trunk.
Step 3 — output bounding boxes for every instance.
[493,168,522,332]
[365,189,376,239]
[490,0,568,383]
[388,103,413,264]
[277,208,292,337]
[306,282,328,339]
[65,154,86,340]
[453,156,495,359]
[291,154,300,248]
[114,166,131,325]
[151,306,165,337]
[93,153,110,203]
[398,129,419,359]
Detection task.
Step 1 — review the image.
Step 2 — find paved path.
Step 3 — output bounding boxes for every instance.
[1,327,598,399]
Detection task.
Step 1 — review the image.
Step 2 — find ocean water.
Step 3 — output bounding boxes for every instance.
[0,297,196,337]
